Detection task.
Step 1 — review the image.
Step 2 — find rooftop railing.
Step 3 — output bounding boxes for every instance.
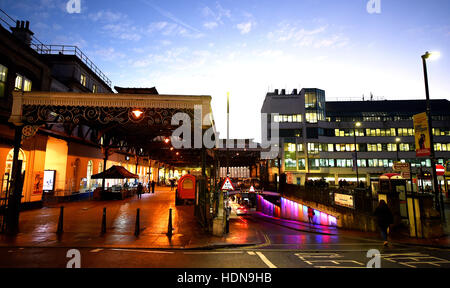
[31,44,112,87]
[1,9,112,88]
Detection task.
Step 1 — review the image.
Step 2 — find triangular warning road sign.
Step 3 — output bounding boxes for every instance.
[249,185,255,192]
[221,177,235,191]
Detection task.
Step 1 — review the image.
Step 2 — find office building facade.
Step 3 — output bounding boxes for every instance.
[261,88,450,189]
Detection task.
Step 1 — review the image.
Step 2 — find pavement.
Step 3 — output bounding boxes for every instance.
[0,187,263,249]
[0,186,449,250]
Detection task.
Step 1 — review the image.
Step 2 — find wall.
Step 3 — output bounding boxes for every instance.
[257,194,377,232]
[22,134,47,203]
[44,137,68,196]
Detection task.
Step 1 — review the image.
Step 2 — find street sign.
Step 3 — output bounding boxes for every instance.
[436,164,445,176]
[221,177,235,191]
[401,172,411,179]
[249,185,255,192]
[393,162,410,172]
[334,193,354,209]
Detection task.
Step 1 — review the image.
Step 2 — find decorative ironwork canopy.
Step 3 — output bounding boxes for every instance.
[9,91,215,166]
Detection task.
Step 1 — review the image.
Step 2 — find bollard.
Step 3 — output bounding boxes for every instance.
[101,207,106,235]
[166,208,173,237]
[134,208,140,237]
[56,206,64,234]
[226,207,230,234]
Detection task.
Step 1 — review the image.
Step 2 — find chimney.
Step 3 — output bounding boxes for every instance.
[292,89,298,95]
[274,89,279,95]
[281,89,286,95]
[11,20,34,46]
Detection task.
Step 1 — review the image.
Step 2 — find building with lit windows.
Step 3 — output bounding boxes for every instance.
[0,15,165,209]
[261,88,450,189]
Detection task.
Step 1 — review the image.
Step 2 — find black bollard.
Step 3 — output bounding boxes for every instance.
[101,207,106,235]
[134,208,140,237]
[56,206,64,234]
[166,208,173,237]
[226,207,230,234]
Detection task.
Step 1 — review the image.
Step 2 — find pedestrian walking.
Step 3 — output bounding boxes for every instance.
[374,200,393,246]
[307,207,315,225]
[137,182,143,199]
[151,180,155,194]
[170,179,175,191]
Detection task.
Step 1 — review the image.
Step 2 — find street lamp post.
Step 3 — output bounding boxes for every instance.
[421,51,442,215]
[395,137,401,161]
[354,122,361,186]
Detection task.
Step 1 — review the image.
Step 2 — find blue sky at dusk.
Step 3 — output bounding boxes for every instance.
[1,0,449,141]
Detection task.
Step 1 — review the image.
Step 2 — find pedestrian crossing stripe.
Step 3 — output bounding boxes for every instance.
[221,177,234,191]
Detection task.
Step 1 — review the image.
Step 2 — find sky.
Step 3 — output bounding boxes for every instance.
[1,0,449,142]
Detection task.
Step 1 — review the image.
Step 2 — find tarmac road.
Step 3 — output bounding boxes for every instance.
[1,213,449,268]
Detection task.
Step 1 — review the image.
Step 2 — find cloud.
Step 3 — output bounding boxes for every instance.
[147,21,203,39]
[93,47,126,61]
[201,2,231,30]
[139,0,202,36]
[267,22,348,48]
[87,9,143,41]
[203,21,218,30]
[88,10,127,22]
[236,22,253,34]
[102,23,142,41]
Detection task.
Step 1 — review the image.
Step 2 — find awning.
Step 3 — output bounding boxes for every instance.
[379,173,403,180]
[91,165,139,179]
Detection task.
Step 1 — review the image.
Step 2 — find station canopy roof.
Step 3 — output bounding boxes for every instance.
[9,91,216,167]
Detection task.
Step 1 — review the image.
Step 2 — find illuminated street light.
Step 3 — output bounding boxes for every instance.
[423,51,441,61]
[421,51,443,216]
[131,109,144,119]
[164,138,170,144]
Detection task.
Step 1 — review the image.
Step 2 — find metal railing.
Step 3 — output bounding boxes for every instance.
[31,44,112,87]
[1,8,112,88]
[0,8,16,29]
[280,184,377,214]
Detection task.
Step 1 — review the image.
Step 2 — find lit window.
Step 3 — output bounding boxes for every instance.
[284,143,296,152]
[80,74,87,86]
[92,84,97,93]
[24,79,32,92]
[305,112,317,123]
[14,74,32,92]
[298,159,306,169]
[15,75,23,90]
[0,64,7,98]
[328,144,334,152]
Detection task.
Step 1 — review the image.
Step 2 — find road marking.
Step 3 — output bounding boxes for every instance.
[247,251,256,255]
[267,243,382,246]
[295,252,365,268]
[255,252,277,268]
[380,253,450,268]
[183,251,243,255]
[110,249,174,254]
